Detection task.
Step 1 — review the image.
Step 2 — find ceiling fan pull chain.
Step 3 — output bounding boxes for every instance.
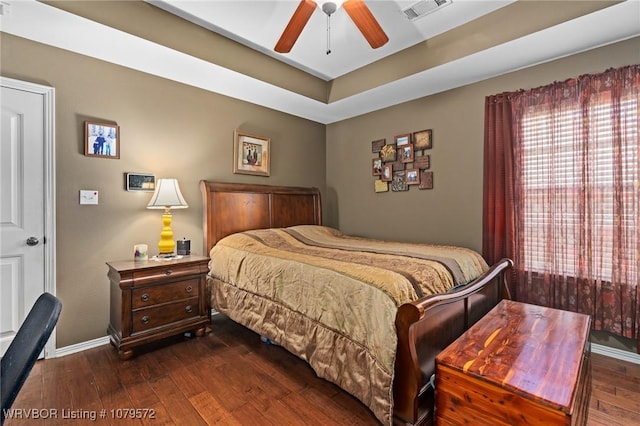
[326,13,331,55]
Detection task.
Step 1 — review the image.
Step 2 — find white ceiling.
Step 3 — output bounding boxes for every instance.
[148,0,517,80]
[2,1,639,124]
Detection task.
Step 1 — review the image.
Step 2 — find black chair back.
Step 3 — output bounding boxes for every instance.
[1,292,62,425]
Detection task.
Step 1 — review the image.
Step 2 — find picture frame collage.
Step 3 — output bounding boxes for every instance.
[371,129,433,193]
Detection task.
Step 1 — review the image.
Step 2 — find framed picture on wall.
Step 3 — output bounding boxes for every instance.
[380,144,397,162]
[395,133,411,147]
[391,171,409,192]
[84,121,120,159]
[371,139,386,153]
[372,158,383,176]
[413,129,433,150]
[401,144,414,163]
[233,131,271,176]
[405,168,420,185]
[419,171,434,189]
[374,180,389,193]
[381,164,393,182]
[414,154,430,169]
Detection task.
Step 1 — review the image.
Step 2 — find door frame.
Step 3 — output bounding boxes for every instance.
[1,77,57,357]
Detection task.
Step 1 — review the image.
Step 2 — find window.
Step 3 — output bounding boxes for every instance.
[520,90,639,283]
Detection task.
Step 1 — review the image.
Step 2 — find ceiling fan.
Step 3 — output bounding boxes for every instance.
[274,0,389,54]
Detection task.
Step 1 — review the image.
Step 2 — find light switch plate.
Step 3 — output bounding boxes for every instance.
[80,190,99,205]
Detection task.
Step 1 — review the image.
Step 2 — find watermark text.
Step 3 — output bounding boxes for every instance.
[2,408,156,421]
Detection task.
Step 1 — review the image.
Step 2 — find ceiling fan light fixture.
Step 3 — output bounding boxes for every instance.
[322,2,338,55]
[322,2,337,16]
[275,0,388,54]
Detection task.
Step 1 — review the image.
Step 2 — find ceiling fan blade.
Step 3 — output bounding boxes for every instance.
[274,0,318,53]
[343,0,389,49]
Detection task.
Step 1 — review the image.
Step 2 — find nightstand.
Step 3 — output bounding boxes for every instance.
[107,255,210,359]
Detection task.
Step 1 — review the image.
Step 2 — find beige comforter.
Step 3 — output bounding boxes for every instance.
[207,225,488,425]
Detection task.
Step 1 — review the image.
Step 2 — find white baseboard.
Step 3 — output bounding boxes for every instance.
[53,335,110,358]
[591,342,640,364]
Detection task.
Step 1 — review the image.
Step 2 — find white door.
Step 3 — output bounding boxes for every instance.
[0,78,56,357]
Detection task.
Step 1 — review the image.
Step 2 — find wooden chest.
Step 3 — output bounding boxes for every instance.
[435,299,591,426]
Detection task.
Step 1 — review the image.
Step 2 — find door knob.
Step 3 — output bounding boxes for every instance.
[26,237,39,246]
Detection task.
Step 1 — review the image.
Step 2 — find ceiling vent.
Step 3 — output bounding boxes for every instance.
[402,0,453,21]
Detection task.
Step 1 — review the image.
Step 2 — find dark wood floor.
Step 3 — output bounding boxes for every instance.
[5,314,640,425]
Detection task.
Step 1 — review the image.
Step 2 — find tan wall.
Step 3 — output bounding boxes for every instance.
[1,33,326,347]
[326,37,640,253]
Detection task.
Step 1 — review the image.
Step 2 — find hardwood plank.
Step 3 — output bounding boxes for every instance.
[147,375,207,426]
[168,366,207,399]
[227,401,272,425]
[280,387,355,425]
[582,409,627,426]
[591,389,640,424]
[241,347,308,394]
[188,391,239,425]
[82,344,119,371]
[592,387,640,414]
[66,354,104,410]
[260,398,318,425]
[196,358,250,412]
[41,365,74,425]
[124,381,161,409]
[101,390,141,426]
[127,352,167,382]
[590,352,640,425]
[139,403,172,426]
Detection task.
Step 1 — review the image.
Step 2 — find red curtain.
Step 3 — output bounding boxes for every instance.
[482,93,517,297]
[483,65,640,351]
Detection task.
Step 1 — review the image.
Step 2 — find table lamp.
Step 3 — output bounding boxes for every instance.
[147,178,188,255]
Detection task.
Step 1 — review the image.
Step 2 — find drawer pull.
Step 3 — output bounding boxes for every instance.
[185,285,193,293]
[141,316,150,324]
[141,294,149,302]
[165,269,173,275]
[185,305,193,313]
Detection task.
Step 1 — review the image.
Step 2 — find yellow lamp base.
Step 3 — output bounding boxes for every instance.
[157,211,175,254]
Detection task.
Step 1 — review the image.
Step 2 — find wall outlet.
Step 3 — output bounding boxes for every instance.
[80,190,99,205]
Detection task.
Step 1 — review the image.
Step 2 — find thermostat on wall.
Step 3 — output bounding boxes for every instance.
[80,190,99,205]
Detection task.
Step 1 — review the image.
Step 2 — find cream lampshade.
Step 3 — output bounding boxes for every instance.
[147,178,188,255]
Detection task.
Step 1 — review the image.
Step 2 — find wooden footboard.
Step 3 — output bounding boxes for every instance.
[393,258,513,426]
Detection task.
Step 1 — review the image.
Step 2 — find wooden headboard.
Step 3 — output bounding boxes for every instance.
[199,181,322,255]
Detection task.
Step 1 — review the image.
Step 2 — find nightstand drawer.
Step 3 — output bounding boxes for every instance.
[132,297,200,333]
[132,278,200,308]
[132,264,202,286]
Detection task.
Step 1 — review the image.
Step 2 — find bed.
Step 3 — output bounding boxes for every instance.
[200,181,512,426]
